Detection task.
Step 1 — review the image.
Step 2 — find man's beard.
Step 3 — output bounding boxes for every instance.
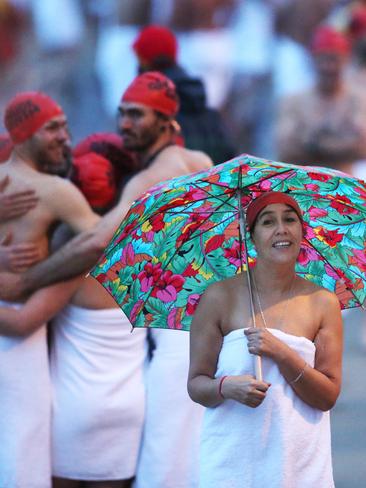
[120,126,161,154]
[38,145,72,178]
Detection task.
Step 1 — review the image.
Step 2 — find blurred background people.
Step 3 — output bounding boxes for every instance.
[132,24,235,164]
[276,25,366,174]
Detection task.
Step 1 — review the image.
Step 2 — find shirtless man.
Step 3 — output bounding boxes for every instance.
[1,73,212,488]
[1,72,212,297]
[0,91,99,488]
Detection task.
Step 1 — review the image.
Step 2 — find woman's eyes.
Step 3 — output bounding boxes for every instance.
[261,217,296,226]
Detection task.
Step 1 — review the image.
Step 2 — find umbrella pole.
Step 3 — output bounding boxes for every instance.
[238,194,263,381]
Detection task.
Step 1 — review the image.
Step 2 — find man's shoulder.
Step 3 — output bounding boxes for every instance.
[156,145,212,170]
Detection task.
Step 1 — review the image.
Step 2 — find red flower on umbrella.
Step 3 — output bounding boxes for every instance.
[308,206,328,220]
[330,194,360,214]
[138,262,163,292]
[177,212,212,246]
[297,244,319,266]
[224,241,242,267]
[307,171,332,182]
[149,213,165,231]
[152,270,185,302]
[317,228,343,247]
[205,235,225,253]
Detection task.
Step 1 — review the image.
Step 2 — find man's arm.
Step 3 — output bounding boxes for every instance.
[0,276,81,336]
[50,178,100,232]
[0,169,156,299]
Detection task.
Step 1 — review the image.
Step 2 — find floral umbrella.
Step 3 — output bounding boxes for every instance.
[91,154,366,331]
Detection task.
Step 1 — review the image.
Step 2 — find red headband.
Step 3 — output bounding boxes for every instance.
[133,25,178,64]
[0,133,13,162]
[4,91,64,144]
[122,71,179,117]
[246,192,303,230]
[311,26,350,56]
[72,152,117,210]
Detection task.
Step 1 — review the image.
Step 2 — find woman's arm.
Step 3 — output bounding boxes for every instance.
[0,276,82,336]
[245,290,343,411]
[188,283,271,408]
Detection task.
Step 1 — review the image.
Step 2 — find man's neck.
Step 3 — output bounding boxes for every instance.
[138,134,174,168]
[9,149,38,171]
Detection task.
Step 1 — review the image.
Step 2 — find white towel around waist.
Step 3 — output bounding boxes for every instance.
[0,300,51,488]
[200,328,334,488]
[50,304,147,480]
[135,328,204,488]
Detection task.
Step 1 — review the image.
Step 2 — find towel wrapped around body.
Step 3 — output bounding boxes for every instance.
[0,300,51,488]
[50,304,147,480]
[199,328,334,488]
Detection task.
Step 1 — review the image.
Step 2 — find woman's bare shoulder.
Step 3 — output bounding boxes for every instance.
[297,276,339,307]
[205,274,246,300]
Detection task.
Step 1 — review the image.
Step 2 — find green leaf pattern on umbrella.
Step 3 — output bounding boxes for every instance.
[91,155,366,330]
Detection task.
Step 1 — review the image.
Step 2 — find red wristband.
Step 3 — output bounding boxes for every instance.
[218,376,228,399]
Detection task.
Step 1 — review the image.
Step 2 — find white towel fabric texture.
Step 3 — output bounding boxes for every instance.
[134,329,205,488]
[200,328,334,488]
[50,304,147,480]
[0,300,51,488]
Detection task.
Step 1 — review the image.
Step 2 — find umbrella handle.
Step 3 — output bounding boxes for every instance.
[254,355,263,381]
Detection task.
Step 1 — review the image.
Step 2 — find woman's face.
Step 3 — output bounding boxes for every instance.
[252,203,303,264]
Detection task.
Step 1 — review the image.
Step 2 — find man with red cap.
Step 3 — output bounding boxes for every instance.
[276,25,366,174]
[132,25,235,164]
[0,91,100,488]
[0,150,147,488]
[0,75,212,488]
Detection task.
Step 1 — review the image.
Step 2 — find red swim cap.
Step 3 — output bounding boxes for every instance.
[122,71,179,117]
[4,91,64,144]
[72,152,117,210]
[246,192,303,231]
[310,26,350,56]
[0,133,13,162]
[133,25,178,65]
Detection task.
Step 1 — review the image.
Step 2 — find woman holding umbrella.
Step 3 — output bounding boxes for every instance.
[188,191,343,488]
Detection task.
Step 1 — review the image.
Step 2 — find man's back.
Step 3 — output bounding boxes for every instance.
[0,159,99,262]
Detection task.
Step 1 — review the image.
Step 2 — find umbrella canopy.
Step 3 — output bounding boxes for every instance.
[91,154,366,331]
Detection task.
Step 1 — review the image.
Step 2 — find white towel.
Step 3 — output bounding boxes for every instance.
[0,301,51,488]
[199,328,334,488]
[134,329,205,488]
[50,304,147,480]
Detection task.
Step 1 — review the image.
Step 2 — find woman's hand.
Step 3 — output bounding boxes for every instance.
[221,374,271,408]
[244,327,286,360]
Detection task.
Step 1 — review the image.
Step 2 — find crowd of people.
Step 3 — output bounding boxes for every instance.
[0,1,365,487]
